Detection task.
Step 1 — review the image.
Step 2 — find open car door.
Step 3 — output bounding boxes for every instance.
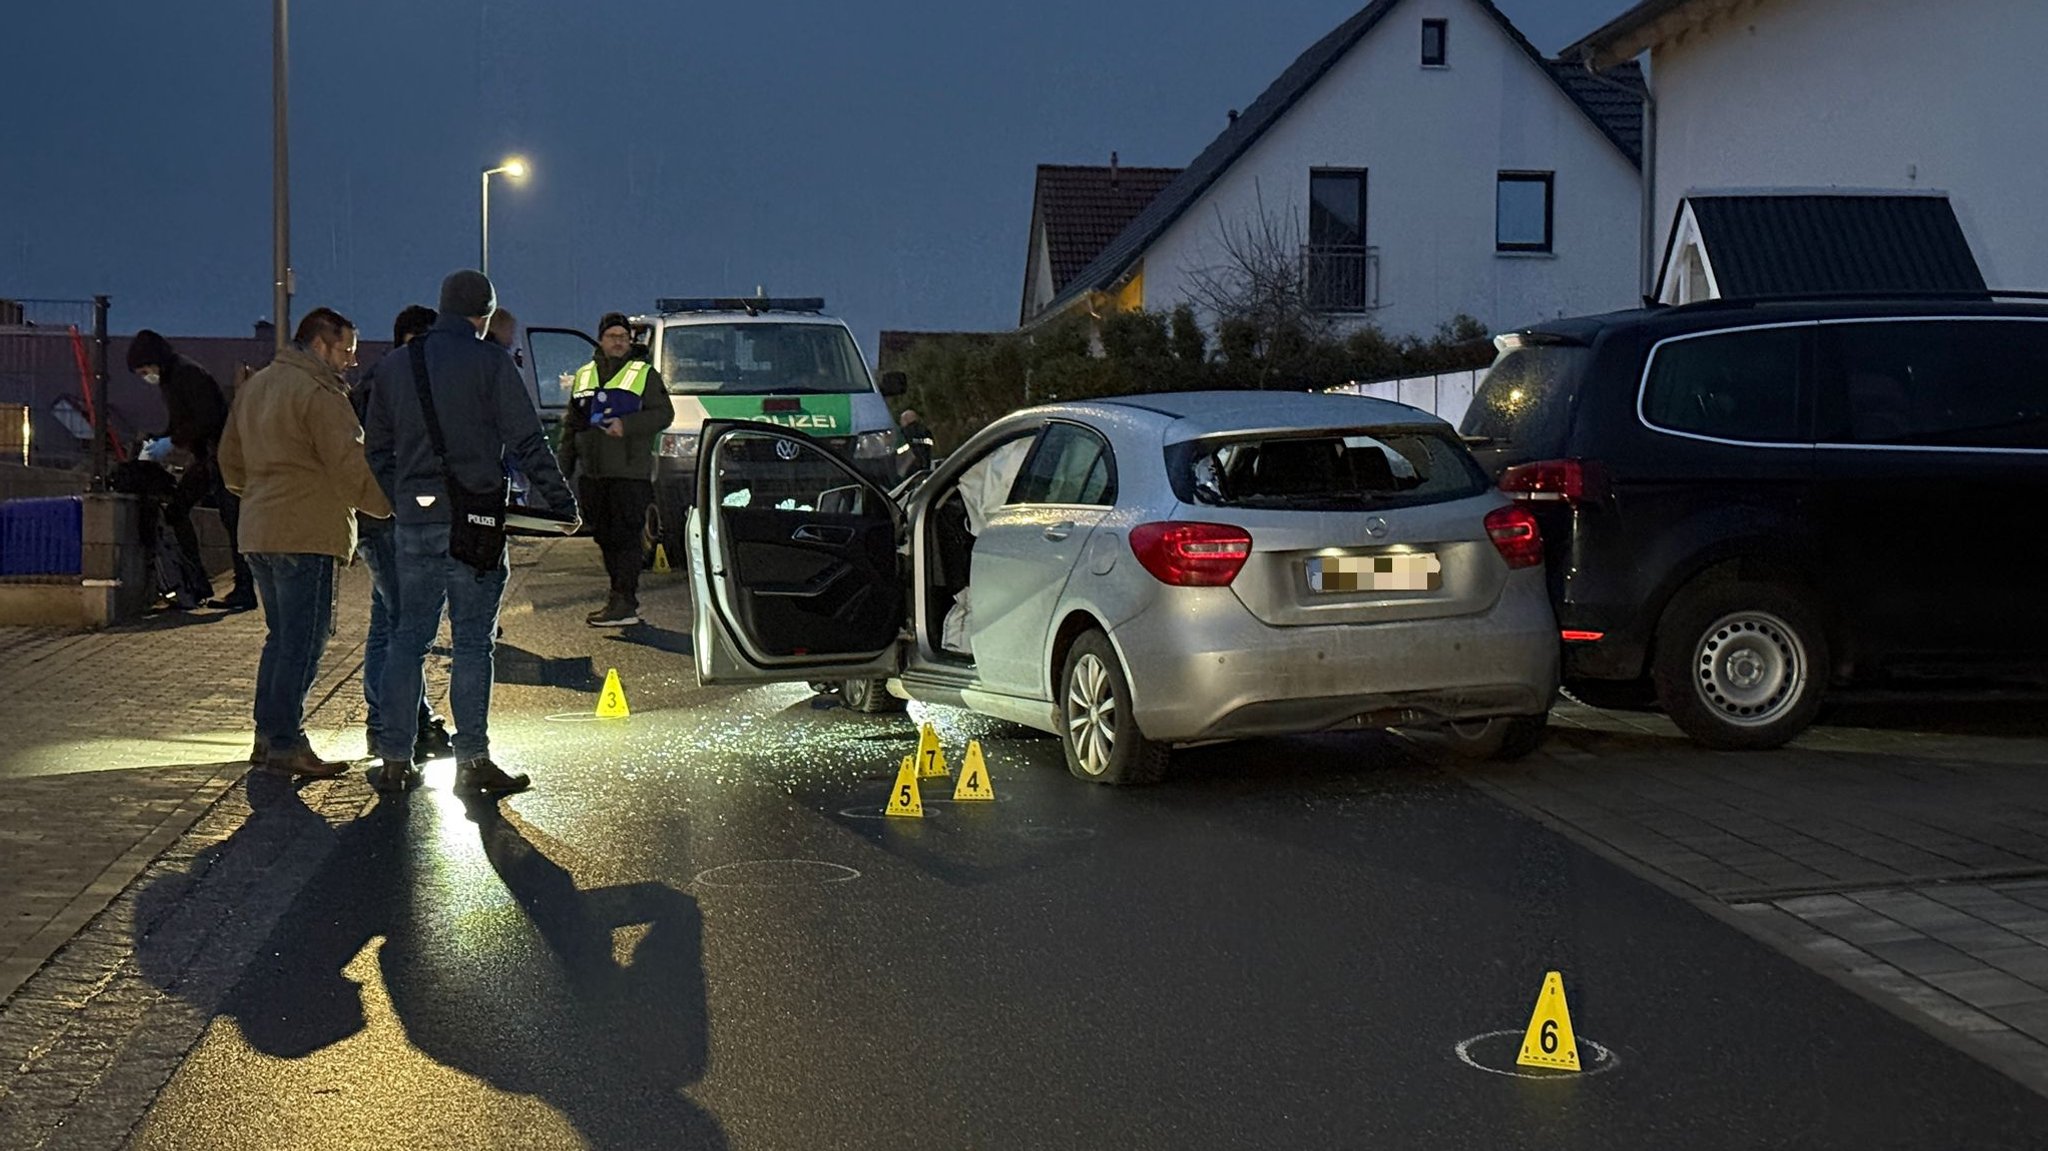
[688,420,905,685]
[524,327,597,433]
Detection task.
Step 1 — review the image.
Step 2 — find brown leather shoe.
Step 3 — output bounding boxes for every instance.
[265,747,348,779]
[247,738,269,766]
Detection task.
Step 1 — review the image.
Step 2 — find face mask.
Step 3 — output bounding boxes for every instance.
[139,369,161,386]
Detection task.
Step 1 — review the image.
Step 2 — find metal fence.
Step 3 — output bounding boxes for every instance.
[0,297,112,484]
[1302,245,1381,313]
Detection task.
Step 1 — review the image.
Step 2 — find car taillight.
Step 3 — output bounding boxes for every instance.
[1499,458,1605,504]
[1129,521,1253,587]
[1484,505,1544,570]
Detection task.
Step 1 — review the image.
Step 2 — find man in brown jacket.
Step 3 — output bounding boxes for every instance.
[221,307,394,777]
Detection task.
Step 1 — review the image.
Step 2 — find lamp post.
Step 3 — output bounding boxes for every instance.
[480,157,529,277]
[272,0,291,352]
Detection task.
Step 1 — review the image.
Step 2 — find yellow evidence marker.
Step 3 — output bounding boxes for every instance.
[885,756,924,817]
[915,721,949,778]
[1515,970,1581,1071]
[652,543,672,573]
[953,740,995,801]
[596,668,631,718]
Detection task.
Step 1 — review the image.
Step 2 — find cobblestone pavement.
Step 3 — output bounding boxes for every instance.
[1469,698,2048,1097]
[0,546,536,1009]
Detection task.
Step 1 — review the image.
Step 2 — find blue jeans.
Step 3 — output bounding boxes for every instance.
[247,553,337,754]
[380,521,506,763]
[359,526,435,742]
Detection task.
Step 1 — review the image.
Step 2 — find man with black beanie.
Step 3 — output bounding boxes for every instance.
[557,311,674,626]
[350,305,452,767]
[126,330,256,610]
[365,270,578,797]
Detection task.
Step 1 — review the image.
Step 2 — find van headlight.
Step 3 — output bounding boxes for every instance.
[852,430,894,459]
[659,430,699,460]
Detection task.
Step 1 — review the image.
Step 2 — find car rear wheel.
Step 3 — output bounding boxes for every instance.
[840,677,904,714]
[1653,581,1828,750]
[1437,713,1549,761]
[1059,631,1169,786]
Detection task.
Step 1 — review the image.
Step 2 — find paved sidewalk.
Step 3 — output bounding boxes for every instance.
[0,543,558,1012]
[1468,699,2048,1098]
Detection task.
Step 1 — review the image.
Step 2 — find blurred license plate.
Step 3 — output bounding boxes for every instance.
[1307,553,1442,593]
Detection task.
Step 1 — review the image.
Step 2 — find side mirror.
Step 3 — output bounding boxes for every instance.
[879,370,908,397]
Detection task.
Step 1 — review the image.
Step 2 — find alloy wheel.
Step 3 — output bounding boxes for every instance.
[1066,653,1117,776]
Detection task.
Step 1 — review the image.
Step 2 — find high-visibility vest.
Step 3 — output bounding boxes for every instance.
[570,360,650,398]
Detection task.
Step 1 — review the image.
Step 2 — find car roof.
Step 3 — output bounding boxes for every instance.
[1085,390,1446,439]
[635,311,849,329]
[1511,295,2048,344]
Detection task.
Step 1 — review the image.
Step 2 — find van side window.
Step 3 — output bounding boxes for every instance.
[1009,423,1116,506]
[1642,327,1807,443]
[1818,320,2048,449]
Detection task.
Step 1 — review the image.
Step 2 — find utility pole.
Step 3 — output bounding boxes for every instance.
[272,0,292,352]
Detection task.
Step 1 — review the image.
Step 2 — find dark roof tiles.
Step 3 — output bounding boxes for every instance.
[1684,193,1986,297]
[1033,164,1184,293]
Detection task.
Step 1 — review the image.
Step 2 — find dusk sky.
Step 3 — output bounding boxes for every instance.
[2,1,1631,356]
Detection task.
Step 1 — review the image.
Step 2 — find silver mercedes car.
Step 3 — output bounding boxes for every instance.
[686,391,1559,784]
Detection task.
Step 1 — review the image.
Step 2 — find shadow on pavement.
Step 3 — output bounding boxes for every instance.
[135,779,724,1149]
[494,643,604,691]
[605,625,692,656]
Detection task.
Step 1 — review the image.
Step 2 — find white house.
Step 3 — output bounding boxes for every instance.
[1034,0,1647,339]
[1568,0,2048,300]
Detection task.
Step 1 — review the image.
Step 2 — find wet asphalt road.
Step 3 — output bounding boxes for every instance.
[129,540,2048,1149]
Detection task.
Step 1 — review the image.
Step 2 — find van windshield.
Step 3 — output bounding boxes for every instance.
[659,323,872,396]
[1460,343,1588,457]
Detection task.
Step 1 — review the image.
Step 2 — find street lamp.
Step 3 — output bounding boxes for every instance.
[480,157,529,277]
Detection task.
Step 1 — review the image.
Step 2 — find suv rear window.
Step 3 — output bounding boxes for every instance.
[1819,319,2048,449]
[1461,343,1588,457]
[1168,428,1487,511]
[1642,326,1806,443]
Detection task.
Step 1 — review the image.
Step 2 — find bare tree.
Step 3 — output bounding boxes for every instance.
[1182,182,1333,387]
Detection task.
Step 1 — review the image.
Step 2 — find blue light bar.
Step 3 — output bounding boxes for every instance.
[655,297,826,314]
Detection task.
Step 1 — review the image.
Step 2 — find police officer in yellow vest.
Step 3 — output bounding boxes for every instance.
[558,312,675,626]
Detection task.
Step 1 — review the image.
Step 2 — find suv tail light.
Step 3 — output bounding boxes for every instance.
[1484,505,1544,570]
[1499,458,1606,504]
[1129,521,1253,587]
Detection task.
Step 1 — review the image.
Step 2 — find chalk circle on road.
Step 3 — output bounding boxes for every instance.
[1454,1030,1620,1080]
[543,713,609,724]
[692,860,863,889]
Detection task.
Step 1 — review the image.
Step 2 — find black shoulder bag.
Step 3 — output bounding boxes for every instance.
[409,337,508,575]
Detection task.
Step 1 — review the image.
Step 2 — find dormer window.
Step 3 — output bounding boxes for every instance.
[1421,19,1448,66]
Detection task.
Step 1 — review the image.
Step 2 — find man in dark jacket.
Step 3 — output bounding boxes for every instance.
[557,311,676,627]
[126,330,256,609]
[364,270,578,798]
[350,305,452,771]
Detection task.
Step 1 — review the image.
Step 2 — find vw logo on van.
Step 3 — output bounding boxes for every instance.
[774,439,802,461]
[1364,516,1389,539]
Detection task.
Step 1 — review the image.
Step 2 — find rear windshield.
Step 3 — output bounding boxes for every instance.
[1460,343,1588,456]
[1167,427,1488,511]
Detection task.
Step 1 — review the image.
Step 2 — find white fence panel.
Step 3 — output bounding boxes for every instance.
[1326,368,1486,428]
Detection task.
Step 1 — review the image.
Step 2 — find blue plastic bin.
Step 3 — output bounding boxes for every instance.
[0,496,84,575]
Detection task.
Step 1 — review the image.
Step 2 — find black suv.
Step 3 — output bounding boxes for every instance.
[1460,294,2048,749]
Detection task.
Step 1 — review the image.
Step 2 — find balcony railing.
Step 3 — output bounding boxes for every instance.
[1302,244,1381,313]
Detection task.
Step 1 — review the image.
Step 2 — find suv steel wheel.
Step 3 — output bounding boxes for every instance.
[1654,580,1829,750]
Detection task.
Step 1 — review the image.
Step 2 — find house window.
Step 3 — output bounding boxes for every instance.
[1307,169,1373,311]
[1496,171,1554,253]
[1421,19,1448,66]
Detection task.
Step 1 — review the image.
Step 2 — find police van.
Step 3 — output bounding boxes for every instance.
[525,297,905,560]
